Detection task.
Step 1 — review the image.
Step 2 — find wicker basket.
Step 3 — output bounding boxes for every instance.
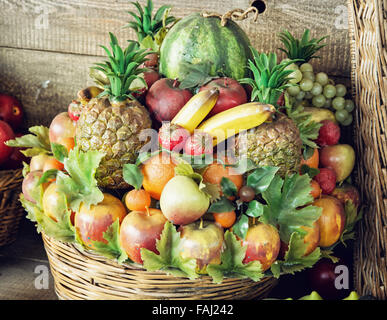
[42,233,278,300]
[348,0,387,300]
[0,169,24,246]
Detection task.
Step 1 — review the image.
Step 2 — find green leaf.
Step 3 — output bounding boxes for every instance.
[226,157,257,175]
[20,192,76,243]
[300,165,320,179]
[231,214,249,240]
[123,163,143,190]
[37,169,58,186]
[220,177,237,198]
[207,231,264,283]
[261,174,322,243]
[51,143,68,163]
[208,197,235,213]
[339,201,362,246]
[91,219,128,263]
[6,126,51,155]
[178,61,215,89]
[245,200,264,218]
[270,232,320,278]
[56,146,104,212]
[141,221,198,279]
[247,166,279,194]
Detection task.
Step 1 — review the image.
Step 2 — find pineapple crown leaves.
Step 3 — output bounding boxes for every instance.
[278,29,328,64]
[239,47,300,107]
[91,32,152,102]
[126,0,177,43]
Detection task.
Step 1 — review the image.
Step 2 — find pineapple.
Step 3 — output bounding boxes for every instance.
[278,29,327,64]
[126,0,176,43]
[76,33,152,189]
[236,50,303,177]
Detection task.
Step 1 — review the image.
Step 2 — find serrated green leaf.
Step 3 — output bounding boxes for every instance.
[6,126,51,155]
[231,214,249,240]
[141,221,198,280]
[261,174,321,243]
[51,143,68,163]
[91,219,128,263]
[56,146,104,212]
[207,231,264,283]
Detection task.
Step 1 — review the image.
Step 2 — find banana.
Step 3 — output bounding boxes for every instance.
[197,102,276,145]
[171,88,219,133]
[77,86,104,105]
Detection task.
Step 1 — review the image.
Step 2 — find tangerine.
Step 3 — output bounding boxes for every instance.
[212,210,236,228]
[202,158,243,199]
[141,152,177,200]
[125,189,151,211]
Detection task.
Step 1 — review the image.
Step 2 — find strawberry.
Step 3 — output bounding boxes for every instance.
[314,167,337,195]
[158,122,190,152]
[67,100,83,122]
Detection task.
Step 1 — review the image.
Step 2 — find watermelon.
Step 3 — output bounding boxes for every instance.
[159,13,252,81]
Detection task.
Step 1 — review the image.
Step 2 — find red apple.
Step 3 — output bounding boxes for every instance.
[143,49,159,69]
[313,196,346,248]
[49,112,76,144]
[242,222,281,271]
[0,120,15,165]
[178,220,224,271]
[158,122,190,152]
[119,208,167,264]
[184,131,213,156]
[145,78,193,122]
[0,93,24,130]
[320,144,355,182]
[199,78,247,117]
[74,193,127,250]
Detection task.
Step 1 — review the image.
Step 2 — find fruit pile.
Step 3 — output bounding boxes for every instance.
[7,1,362,285]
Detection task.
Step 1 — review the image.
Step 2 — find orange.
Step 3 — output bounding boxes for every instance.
[57,137,75,153]
[125,189,151,211]
[43,157,64,172]
[300,148,319,169]
[213,211,236,229]
[310,180,322,199]
[202,158,243,199]
[141,152,177,200]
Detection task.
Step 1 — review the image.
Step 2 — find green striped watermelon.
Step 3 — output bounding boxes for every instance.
[159,13,252,81]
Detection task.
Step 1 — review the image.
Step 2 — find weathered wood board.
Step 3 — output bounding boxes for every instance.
[0,0,351,127]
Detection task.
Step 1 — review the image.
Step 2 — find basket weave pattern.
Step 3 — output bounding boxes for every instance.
[348,0,387,299]
[42,233,278,300]
[0,169,24,246]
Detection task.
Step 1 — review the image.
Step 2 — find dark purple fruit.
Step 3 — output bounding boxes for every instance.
[238,186,255,202]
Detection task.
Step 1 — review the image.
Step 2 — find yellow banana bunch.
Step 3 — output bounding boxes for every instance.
[197,102,276,145]
[171,88,219,133]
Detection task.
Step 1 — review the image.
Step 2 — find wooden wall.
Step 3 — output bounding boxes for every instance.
[0,0,351,128]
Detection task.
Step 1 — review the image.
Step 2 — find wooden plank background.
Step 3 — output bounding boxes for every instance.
[0,0,351,128]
